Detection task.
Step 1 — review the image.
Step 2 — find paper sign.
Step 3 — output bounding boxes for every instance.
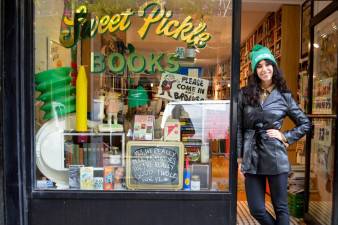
[158,72,209,101]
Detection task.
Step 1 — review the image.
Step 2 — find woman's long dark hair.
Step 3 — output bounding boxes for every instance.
[242,59,290,106]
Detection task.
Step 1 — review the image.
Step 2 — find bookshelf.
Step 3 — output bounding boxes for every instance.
[240,5,300,96]
[63,132,126,169]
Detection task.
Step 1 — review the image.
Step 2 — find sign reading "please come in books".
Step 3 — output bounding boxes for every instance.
[126,141,184,190]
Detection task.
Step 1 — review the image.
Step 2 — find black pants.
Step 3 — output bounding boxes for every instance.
[245,173,289,225]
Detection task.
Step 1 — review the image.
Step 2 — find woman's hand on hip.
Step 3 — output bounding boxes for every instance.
[266,129,284,142]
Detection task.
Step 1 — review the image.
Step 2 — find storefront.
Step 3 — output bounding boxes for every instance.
[2,0,241,225]
[303,2,338,225]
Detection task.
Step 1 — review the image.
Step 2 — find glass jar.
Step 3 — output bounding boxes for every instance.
[191,175,200,191]
[109,146,121,165]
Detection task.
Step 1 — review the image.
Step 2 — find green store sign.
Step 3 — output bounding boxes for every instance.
[91,52,179,74]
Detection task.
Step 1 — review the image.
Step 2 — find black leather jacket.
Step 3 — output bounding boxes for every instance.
[237,89,311,174]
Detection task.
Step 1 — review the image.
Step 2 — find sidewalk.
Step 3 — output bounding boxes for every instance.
[237,201,306,225]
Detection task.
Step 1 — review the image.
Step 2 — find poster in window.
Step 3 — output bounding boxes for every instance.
[157,72,209,102]
[312,78,333,114]
[47,39,71,69]
[313,118,332,147]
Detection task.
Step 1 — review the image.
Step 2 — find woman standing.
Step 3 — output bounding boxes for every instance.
[237,44,311,225]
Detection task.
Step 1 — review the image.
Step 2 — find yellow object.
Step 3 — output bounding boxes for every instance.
[76,66,88,131]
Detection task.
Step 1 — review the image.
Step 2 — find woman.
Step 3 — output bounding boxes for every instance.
[237,44,311,225]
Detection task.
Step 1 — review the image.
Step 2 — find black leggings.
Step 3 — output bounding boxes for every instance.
[245,173,289,225]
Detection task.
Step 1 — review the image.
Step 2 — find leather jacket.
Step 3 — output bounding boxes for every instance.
[237,89,311,174]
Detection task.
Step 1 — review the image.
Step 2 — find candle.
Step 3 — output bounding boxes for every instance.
[76,66,88,131]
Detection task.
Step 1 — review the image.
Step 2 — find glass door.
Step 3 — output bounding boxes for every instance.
[308,10,337,225]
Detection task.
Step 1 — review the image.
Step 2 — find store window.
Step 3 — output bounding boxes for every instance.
[34,0,232,192]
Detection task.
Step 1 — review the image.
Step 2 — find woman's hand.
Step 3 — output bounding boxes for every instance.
[237,158,242,165]
[266,129,284,141]
[267,129,289,147]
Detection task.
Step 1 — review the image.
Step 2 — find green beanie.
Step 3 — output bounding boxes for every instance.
[249,44,277,71]
[128,86,149,108]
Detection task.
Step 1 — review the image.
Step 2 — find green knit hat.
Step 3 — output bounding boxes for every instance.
[249,44,277,71]
[128,86,149,108]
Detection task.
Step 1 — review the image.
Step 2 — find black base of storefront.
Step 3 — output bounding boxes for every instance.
[31,192,232,225]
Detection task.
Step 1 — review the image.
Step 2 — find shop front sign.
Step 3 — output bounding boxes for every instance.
[60,1,211,48]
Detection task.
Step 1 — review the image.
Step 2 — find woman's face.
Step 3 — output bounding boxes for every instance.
[256,60,274,85]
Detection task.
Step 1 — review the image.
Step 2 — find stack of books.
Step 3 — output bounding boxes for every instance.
[180,117,195,140]
[64,141,106,167]
[288,165,305,193]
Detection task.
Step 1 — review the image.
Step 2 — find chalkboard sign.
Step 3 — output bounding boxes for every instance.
[126,141,184,190]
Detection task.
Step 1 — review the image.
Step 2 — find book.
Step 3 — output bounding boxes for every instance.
[164,119,180,141]
[69,165,83,189]
[133,115,155,141]
[103,166,114,190]
[64,141,73,168]
[79,147,84,165]
[87,144,96,167]
[83,143,88,166]
[94,177,104,190]
[80,167,94,190]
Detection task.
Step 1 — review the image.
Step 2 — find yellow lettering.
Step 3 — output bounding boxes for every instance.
[195,33,211,47]
[181,22,207,44]
[98,15,110,33]
[155,11,172,35]
[108,15,121,33]
[75,5,88,24]
[90,17,99,37]
[119,9,133,31]
[172,16,193,39]
[138,3,165,39]
[162,20,180,36]
[63,16,74,26]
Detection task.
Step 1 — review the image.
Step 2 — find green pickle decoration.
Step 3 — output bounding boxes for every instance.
[35,67,76,120]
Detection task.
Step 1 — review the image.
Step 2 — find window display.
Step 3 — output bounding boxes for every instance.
[308,10,337,225]
[34,0,232,192]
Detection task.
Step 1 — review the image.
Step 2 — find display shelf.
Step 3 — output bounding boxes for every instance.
[63,131,126,168]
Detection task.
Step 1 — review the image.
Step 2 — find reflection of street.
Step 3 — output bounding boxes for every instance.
[308,201,332,225]
[237,201,303,225]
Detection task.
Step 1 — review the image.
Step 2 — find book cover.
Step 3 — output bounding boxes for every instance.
[80,167,94,190]
[164,119,180,141]
[69,165,83,189]
[94,177,104,190]
[133,115,155,141]
[103,166,114,190]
